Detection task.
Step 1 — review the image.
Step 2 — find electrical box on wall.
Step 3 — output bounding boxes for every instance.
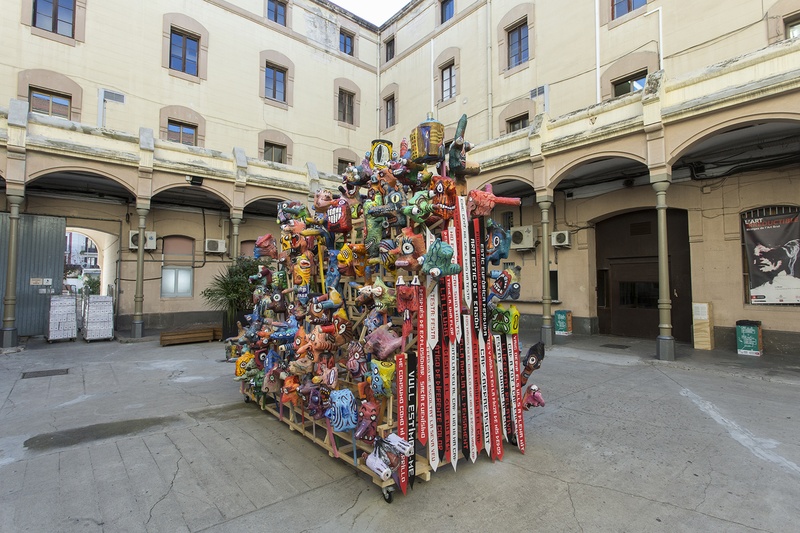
[551,230,571,248]
[204,239,227,254]
[129,231,156,250]
[510,225,537,250]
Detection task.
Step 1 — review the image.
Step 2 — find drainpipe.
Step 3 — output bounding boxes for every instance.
[1,195,24,348]
[595,0,601,103]
[486,0,494,136]
[376,37,381,137]
[131,208,148,338]
[644,7,664,70]
[430,38,435,113]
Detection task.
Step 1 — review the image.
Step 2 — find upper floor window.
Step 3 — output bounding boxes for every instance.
[385,96,396,129]
[337,158,353,175]
[265,64,286,102]
[267,0,286,26]
[507,113,529,133]
[612,0,646,20]
[30,88,71,119]
[340,30,354,56]
[442,62,456,101]
[33,0,74,37]
[264,142,287,164]
[338,90,355,124]
[441,0,454,23]
[167,120,197,146]
[787,18,800,39]
[508,21,529,69]
[170,29,199,76]
[385,37,395,62]
[613,70,647,96]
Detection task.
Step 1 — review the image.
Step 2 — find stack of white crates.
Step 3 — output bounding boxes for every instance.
[82,295,114,341]
[46,295,77,342]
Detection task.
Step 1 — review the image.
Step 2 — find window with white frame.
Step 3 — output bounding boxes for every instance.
[442,62,456,101]
[787,17,800,39]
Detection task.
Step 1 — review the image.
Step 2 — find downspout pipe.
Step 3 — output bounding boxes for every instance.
[486,0,493,136]
[595,0,601,103]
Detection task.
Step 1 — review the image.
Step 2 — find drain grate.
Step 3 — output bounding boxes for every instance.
[600,344,630,350]
[21,368,69,379]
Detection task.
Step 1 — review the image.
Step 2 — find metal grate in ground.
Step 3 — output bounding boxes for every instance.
[21,369,69,379]
[600,344,630,349]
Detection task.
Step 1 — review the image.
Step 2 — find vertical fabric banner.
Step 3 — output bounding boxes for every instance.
[742,213,800,304]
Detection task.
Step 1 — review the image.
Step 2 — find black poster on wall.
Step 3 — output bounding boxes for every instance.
[742,212,800,304]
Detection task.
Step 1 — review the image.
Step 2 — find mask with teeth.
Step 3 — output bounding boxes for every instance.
[430,174,457,221]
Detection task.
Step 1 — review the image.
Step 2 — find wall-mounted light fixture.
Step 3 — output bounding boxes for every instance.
[186,175,204,186]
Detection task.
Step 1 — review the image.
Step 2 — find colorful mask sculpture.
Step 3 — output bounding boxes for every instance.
[421,237,462,281]
[392,227,426,271]
[410,113,445,164]
[369,360,396,397]
[486,219,512,265]
[235,351,255,377]
[261,366,283,394]
[355,400,380,442]
[326,389,360,432]
[365,323,404,361]
[488,266,522,303]
[402,190,437,225]
[467,183,522,218]
[522,384,545,410]
[520,341,545,386]
[248,264,273,287]
[490,304,513,334]
[327,197,353,234]
[254,234,278,260]
[430,175,457,221]
[447,113,482,181]
[346,340,369,379]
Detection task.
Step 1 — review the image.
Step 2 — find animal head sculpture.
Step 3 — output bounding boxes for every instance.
[430,175,457,221]
[346,340,369,379]
[321,308,354,346]
[266,286,288,314]
[248,264,273,287]
[280,375,301,406]
[490,304,513,334]
[520,341,545,386]
[354,400,380,442]
[261,365,283,394]
[369,360,396,397]
[392,227,426,271]
[402,190,437,225]
[293,251,313,286]
[488,266,522,303]
[325,389,360,432]
[522,384,545,410]
[365,323,404,361]
[254,234,278,260]
[327,197,353,234]
[446,113,481,181]
[234,351,255,377]
[467,183,522,218]
[421,238,462,281]
[486,219,512,265]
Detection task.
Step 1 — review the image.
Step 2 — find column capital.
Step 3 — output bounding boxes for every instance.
[651,180,670,194]
[136,207,150,218]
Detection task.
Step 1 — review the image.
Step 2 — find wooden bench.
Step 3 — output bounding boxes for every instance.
[160,326,222,346]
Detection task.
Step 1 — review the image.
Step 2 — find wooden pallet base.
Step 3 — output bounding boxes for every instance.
[160,326,222,346]
[242,387,432,493]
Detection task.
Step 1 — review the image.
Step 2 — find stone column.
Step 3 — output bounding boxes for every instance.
[652,180,675,360]
[538,195,554,346]
[230,216,242,258]
[1,195,24,348]
[131,208,149,338]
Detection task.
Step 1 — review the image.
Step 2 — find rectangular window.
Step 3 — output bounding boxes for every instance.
[267,0,286,25]
[170,29,199,76]
[161,266,193,297]
[29,89,71,119]
[33,0,75,37]
[338,90,354,124]
[442,63,456,101]
[340,31,354,56]
[337,159,353,175]
[613,70,647,97]
[441,0,454,23]
[508,21,529,69]
[613,0,646,20]
[265,65,286,102]
[264,142,286,163]
[385,38,395,62]
[787,18,800,39]
[167,120,197,146]
[507,113,529,133]
[550,270,559,301]
[385,96,396,129]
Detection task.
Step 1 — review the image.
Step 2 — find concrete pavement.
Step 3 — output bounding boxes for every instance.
[1,332,799,532]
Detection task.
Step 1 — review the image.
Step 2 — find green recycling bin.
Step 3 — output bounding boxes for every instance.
[554,310,572,336]
[736,320,762,356]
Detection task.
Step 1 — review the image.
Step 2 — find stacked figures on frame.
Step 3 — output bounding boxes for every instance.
[229,113,546,503]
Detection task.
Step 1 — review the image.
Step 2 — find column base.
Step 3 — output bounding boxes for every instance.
[541,325,554,347]
[131,321,145,339]
[1,327,19,349]
[656,335,675,361]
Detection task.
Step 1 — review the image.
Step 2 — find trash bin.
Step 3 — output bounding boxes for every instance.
[736,320,762,356]
[554,310,572,336]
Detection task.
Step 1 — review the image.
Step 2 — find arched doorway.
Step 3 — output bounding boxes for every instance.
[595,208,692,342]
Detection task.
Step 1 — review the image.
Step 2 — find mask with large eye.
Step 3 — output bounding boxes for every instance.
[485,219,512,265]
[429,175,456,220]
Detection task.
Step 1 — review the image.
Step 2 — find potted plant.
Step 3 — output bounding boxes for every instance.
[201,256,268,339]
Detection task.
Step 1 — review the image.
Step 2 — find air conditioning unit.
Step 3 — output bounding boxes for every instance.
[204,239,227,254]
[551,230,571,248]
[509,225,536,250]
[128,231,156,250]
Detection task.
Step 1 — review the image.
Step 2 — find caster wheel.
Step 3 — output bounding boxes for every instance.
[243,395,251,403]
[382,487,394,504]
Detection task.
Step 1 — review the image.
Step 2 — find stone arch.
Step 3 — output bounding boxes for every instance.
[27,165,137,197]
[549,152,648,189]
[152,183,232,209]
